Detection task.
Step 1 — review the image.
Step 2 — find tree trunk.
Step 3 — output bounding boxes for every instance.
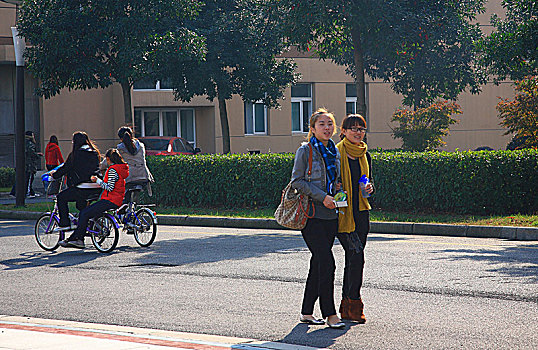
[218,96,231,154]
[351,25,367,120]
[121,81,133,126]
[413,79,422,111]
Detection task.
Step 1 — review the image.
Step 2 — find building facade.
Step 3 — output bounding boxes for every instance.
[0,1,514,168]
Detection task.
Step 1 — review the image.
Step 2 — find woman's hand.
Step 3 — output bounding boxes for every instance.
[90,175,98,183]
[323,195,336,209]
[365,183,374,194]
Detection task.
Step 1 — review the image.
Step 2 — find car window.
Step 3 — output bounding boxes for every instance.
[173,139,186,152]
[183,141,195,153]
[140,139,169,151]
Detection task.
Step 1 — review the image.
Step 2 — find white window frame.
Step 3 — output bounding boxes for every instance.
[345,83,369,119]
[136,108,196,147]
[291,84,312,133]
[244,100,268,135]
[133,79,173,91]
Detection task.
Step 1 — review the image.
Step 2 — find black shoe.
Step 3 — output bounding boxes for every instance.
[64,239,85,249]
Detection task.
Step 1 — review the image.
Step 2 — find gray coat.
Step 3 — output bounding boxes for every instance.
[290,142,341,220]
[117,140,153,184]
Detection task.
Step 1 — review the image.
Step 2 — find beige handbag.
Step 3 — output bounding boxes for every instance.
[274,144,315,229]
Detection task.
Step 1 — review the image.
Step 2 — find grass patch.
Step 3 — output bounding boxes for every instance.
[1,203,537,227]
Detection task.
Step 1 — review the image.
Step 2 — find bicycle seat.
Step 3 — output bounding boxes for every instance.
[127,185,144,193]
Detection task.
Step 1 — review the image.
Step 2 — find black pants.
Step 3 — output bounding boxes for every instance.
[57,187,102,227]
[123,181,148,204]
[10,171,35,196]
[336,210,370,300]
[301,218,338,318]
[69,200,118,241]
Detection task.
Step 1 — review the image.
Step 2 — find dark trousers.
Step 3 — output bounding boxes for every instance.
[46,164,57,171]
[10,171,35,196]
[301,218,338,318]
[69,200,118,241]
[123,181,148,204]
[336,210,370,300]
[57,187,102,227]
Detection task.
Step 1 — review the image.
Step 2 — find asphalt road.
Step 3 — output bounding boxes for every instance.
[0,219,537,349]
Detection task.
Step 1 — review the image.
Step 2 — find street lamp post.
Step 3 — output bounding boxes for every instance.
[11,26,26,206]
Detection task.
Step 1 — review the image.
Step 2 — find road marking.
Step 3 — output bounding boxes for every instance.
[403,240,538,249]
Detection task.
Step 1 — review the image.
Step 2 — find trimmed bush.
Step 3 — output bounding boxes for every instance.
[144,149,538,215]
[0,167,15,188]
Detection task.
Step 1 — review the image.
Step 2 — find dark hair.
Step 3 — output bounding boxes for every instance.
[25,131,34,137]
[306,108,337,140]
[72,131,100,159]
[105,148,126,165]
[49,135,58,144]
[118,126,136,155]
[339,114,367,140]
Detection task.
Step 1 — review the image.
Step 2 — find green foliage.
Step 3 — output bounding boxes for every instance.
[391,101,462,151]
[371,149,538,215]
[18,0,205,97]
[163,0,299,153]
[0,167,15,188]
[479,0,538,82]
[497,76,538,149]
[275,0,485,110]
[145,153,294,208]
[143,150,538,215]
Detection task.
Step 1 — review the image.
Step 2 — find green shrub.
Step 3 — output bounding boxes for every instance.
[0,167,15,188]
[144,149,538,215]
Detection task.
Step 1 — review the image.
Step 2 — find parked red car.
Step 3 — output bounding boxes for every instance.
[139,136,201,156]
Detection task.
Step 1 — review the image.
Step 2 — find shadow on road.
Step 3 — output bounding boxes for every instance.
[0,250,102,270]
[278,322,360,349]
[432,244,538,282]
[0,220,35,237]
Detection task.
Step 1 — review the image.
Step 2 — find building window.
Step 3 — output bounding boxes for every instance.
[134,108,196,146]
[244,101,267,135]
[346,83,369,117]
[133,78,173,91]
[291,83,312,133]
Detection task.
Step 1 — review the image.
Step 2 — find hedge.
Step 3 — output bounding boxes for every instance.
[0,167,15,188]
[145,149,538,215]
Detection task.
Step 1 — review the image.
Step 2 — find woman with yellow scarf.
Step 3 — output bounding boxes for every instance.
[336,114,374,324]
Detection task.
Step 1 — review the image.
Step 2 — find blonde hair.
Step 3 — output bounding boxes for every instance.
[306,108,337,140]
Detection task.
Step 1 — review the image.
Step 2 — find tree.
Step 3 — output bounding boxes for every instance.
[18,0,204,125]
[480,0,538,82]
[163,0,298,153]
[497,76,538,149]
[391,100,462,151]
[275,0,484,113]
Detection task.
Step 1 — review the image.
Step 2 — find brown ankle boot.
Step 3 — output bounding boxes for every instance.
[348,298,366,323]
[339,297,351,320]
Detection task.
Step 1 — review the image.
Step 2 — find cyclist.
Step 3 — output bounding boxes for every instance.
[50,131,101,231]
[115,126,153,204]
[60,148,129,248]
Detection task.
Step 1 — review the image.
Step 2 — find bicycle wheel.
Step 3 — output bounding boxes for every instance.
[90,214,119,253]
[133,208,157,247]
[35,213,60,251]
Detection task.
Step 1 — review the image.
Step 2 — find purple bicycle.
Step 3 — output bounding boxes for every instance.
[34,193,119,253]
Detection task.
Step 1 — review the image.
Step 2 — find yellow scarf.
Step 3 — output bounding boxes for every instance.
[336,138,371,233]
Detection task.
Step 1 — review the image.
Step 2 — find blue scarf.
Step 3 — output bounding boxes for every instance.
[310,136,337,194]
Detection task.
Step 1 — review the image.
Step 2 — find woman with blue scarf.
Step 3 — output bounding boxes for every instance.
[290,108,344,329]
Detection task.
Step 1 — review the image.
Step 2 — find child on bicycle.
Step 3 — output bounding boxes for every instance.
[60,149,129,249]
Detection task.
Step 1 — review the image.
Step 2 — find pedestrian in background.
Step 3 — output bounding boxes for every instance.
[45,135,64,170]
[10,131,43,198]
[291,108,344,329]
[336,114,374,324]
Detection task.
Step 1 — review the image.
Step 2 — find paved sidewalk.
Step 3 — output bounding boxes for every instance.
[0,315,321,350]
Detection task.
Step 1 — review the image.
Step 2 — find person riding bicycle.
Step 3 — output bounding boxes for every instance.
[50,131,102,230]
[115,126,153,204]
[59,148,129,249]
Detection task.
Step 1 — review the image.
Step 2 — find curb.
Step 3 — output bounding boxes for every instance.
[1,210,536,241]
[0,315,323,350]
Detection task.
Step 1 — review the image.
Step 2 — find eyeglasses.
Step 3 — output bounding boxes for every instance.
[349,127,367,133]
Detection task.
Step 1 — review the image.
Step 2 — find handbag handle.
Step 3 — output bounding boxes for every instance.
[301,143,315,218]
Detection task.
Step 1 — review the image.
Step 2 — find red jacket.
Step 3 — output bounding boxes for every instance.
[45,143,64,166]
[100,164,129,206]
